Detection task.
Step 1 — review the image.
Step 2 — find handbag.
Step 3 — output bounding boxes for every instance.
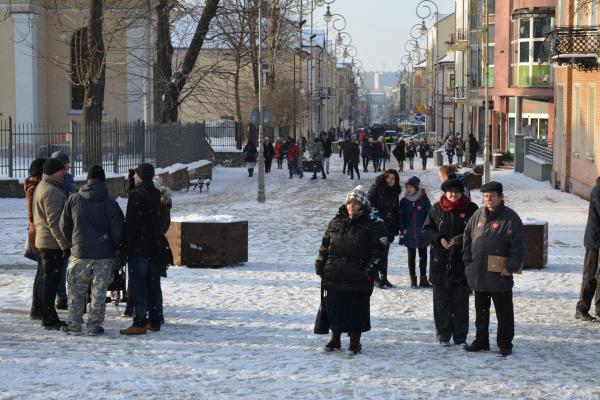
[313,286,330,334]
[24,233,37,262]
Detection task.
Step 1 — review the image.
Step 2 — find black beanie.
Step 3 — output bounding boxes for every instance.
[441,178,464,193]
[136,163,155,182]
[29,158,46,178]
[43,158,65,176]
[87,165,106,182]
[406,176,420,190]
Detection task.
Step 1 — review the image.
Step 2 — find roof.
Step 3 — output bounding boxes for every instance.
[438,54,454,63]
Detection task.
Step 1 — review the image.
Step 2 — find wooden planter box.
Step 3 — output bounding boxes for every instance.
[166,220,248,267]
[463,172,482,190]
[522,221,548,269]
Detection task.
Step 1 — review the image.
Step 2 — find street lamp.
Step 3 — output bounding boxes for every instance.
[257,1,266,203]
[482,0,491,183]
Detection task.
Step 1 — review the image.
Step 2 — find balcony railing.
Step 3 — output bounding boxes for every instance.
[545,26,600,71]
[447,29,469,50]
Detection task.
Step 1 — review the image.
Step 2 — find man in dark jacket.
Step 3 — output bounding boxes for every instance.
[360,138,371,172]
[120,163,163,335]
[576,177,600,321]
[339,136,352,174]
[323,132,333,174]
[60,165,124,335]
[468,134,479,164]
[367,169,401,288]
[463,181,525,356]
[392,138,406,172]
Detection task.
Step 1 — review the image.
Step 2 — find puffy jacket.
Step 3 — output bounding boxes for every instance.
[419,143,431,158]
[393,141,406,161]
[25,176,42,253]
[243,142,258,162]
[323,137,333,158]
[33,176,69,250]
[463,202,525,292]
[123,182,162,258]
[367,171,401,238]
[264,142,275,160]
[287,144,300,162]
[310,141,325,162]
[60,179,124,259]
[349,142,360,165]
[399,189,432,248]
[406,143,417,158]
[423,199,478,286]
[315,205,386,293]
[274,141,284,158]
[584,177,600,249]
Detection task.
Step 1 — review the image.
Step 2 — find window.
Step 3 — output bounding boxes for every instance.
[588,85,596,157]
[590,0,598,26]
[70,28,89,111]
[573,85,581,153]
[511,16,553,87]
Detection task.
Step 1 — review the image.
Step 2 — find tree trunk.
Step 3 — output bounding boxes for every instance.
[158,0,220,123]
[154,0,174,123]
[82,0,106,170]
[247,0,259,96]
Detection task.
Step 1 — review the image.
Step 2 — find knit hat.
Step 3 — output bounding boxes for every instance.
[43,158,65,176]
[29,158,46,178]
[345,185,370,208]
[441,178,464,193]
[405,176,420,190]
[87,165,106,182]
[136,163,155,182]
[481,181,503,194]
[51,150,70,166]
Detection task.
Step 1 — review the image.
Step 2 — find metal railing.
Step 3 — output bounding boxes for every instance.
[545,26,600,71]
[448,28,469,47]
[526,140,553,164]
[0,118,209,178]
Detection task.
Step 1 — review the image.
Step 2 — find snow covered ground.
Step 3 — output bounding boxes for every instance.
[1,155,599,399]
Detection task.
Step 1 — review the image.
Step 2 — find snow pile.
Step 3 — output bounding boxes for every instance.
[171,214,241,223]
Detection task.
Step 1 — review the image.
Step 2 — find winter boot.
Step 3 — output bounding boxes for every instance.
[56,298,68,310]
[248,168,254,177]
[383,278,395,288]
[348,332,362,354]
[464,340,490,352]
[324,331,341,352]
[419,276,431,288]
[410,275,418,288]
[145,323,161,332]
[575,311,596,321]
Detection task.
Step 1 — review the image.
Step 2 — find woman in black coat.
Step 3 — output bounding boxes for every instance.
[422,179,478,345]
[243,140,258,177]
[263,137,275,173]
[393,138,406,172]
[315,186,386,354]
[367,169,401,288]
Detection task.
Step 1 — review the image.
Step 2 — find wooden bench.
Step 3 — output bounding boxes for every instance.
[187,174,211,192]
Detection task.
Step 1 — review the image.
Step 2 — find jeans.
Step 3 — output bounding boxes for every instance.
[576,248,600,315]
[39,249,66,325]
[128,256,163,328]
[474,290,514,350]
[349,162,360,179]
[408,157,415,169]
[288,160,302,178]
[30,258,43,316]
[324,157,330,173]
[362,155,369,172]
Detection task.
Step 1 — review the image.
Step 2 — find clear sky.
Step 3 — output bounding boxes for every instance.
[313,0,455,72]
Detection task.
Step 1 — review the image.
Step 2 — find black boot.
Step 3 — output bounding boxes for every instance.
[410,275,418,288]
[348,332,362,354]
[464,340,490,352]
[383,278,395,288]
[325,331,341,351]
[248,168,253,177]
[419,276,431,288]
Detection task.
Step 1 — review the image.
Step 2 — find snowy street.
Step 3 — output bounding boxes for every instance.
[1,156,599,399]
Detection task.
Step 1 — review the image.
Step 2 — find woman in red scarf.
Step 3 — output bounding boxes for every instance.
[423,179,478,346]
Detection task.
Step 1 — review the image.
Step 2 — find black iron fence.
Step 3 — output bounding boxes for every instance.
[0,118,211,178]
[545,26,600,71]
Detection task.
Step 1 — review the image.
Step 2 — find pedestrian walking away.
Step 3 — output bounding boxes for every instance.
[263,137,275,173]
[32,158,71,329]
[463,181,525,356]
[287,138,303,179]
[367,169,401,288]
[468,134,479,165]
[399,176,432,288]
[310,137,327,180]
[576,176,600,321]
[419,139,430,170]
[315,186,386,354]
[393,137,406,172]
[323,132,333,174]
[243,139,258,177]
[349,139,361,180]
[340,136,352,175]
[455,136,465,164]
[361,137,371,172]
[60,165,124,336]
[423,179,478,345]
[274,137,284,169]
[406,139,417,170]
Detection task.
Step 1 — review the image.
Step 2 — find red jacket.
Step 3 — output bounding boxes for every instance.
[274,142,283,157]
[287,145,300,161]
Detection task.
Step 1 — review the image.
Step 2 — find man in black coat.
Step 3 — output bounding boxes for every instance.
[392,139,406,172]
[462,181,525,356]
[576,177,600,321]
[339,136,352,174]
[120,163,164,335]
[468,134,479,164]
[367,169,401,288]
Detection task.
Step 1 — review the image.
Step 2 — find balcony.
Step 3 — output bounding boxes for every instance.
[447,29,469,51]
[545,26,600,71]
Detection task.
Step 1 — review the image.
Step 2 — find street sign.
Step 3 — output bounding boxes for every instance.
[250,107,272,125]
[415,104,425,113]
[415,113,425,123]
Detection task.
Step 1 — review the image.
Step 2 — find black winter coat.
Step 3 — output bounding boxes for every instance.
[315,206,386,293]
[360,139,370,158]
[123,182,162,259]
[406,143,417,158]
[419,143,430,159]
[60,179,124,259]
[367,171,401,237]
[463,202,525,292]
[393,141,406,161]
[244,142,258,162]
[584,177,600,249]
[469,137,480,154]
[340,139,352,159]
[423,200,478,286]
[349,142,360,165]
[263,142,275,160]
[323,138,333,158]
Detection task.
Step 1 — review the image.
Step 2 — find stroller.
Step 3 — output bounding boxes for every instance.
[106,264,127,306]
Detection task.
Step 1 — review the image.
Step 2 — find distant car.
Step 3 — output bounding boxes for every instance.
[384,130,397,145]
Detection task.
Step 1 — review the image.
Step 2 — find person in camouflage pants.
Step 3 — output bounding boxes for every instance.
[60,165,124,335]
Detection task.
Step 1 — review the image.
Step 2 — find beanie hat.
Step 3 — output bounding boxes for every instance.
[406,176,420,190]
[29,158,47,178]
[481,181,503,194]
[51,150,70,166]
[43,158,65,176]
[441,178,464,193]
[136,163,155,182]
[87,165,106,182]
[345,185,370,208]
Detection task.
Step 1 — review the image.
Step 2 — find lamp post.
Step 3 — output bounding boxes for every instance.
[416,0,439,146]
[257,1,266,203]
[482,0,491,183]
[332,29,351,133]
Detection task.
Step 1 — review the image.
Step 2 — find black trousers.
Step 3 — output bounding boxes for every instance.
[407,247,427,277]
[277,156,284,169]
[379,236,394,280]
[362,155,369,172]
[469,152,477,164]
[421,157,427,170]
[265,158,273,173]
[349,162,360,179]
[342,158,349,174]
[576,248,600,315]
[30,257,43,315]
[312,161,326,179]
[474,290,514,350]
[40,249,66,325]
[433,282,469,343]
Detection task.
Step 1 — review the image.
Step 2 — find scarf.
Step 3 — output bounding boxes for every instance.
[439,194,471,212]
[404,189,424,203]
